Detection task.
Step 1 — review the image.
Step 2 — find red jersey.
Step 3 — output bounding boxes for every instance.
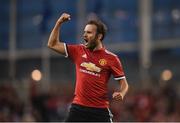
[64,44,125,108]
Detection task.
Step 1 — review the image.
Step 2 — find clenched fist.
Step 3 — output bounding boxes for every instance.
[57,13,71,24]
[112,92,124,101]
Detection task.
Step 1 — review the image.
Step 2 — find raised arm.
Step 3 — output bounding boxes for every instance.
[47,13,71,55]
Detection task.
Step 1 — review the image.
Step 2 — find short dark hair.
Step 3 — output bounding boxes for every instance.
[86,20,107,41]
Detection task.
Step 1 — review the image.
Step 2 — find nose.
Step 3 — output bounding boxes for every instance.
[83,32,87,37]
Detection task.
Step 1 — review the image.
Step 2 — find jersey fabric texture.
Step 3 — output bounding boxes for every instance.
[65,43,125,108]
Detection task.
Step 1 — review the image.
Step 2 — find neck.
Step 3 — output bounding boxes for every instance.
[88,40,103,51]
[93,42,103,51]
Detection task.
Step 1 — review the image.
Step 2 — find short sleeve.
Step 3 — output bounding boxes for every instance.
[110,56,125,81]
[66,44,81,62]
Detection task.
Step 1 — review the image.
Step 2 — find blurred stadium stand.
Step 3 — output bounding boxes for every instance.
[0,0,180,122]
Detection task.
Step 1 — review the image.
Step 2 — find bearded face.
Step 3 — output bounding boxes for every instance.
[83,24,100,50]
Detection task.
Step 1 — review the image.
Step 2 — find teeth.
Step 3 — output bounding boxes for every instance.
[84,39,88,46]
[85,42,88,46]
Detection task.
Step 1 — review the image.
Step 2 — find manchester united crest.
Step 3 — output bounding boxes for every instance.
[99,59,107,66]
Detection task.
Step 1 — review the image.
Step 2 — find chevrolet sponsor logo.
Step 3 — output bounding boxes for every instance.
[80,62,101,72]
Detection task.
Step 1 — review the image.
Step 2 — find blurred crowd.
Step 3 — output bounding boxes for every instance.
[0,81,179,122]
[110,83,180,122]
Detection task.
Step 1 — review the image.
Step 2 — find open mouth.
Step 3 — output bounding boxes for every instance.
[84,39,88,46]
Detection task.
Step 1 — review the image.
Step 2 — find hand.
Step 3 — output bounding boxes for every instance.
[112,92,124,101]
[57,13,71,24]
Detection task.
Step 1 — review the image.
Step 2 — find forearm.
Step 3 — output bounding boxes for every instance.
[119,78,129,97]
[112,78,129,101]
[47,13,70,55]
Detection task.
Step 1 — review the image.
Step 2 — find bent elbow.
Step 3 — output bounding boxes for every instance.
[47,39,56,49]
[47,43,52,48]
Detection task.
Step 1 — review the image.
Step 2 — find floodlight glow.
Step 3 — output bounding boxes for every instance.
[161,69,173,81]
[31,69,42,81]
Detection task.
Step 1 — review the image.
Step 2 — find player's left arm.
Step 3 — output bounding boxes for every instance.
[112,77,129,101]
[111,55,129,101]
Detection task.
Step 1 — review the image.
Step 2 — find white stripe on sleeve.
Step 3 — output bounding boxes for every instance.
[114,76,126,80]
[64,43,68,58]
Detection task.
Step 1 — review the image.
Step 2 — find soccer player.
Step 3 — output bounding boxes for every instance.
[47,13,129,122]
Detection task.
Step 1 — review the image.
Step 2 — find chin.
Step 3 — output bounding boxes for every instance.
[84,43,90,49]
[84,43,96,50]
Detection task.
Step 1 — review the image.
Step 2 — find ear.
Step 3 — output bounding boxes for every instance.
[98,34,103,40]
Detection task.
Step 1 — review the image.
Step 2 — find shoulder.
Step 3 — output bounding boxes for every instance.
[105,49,118,57]
[104,49,121,62]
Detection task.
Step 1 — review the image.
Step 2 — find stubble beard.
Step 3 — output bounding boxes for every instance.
[85,39,98,50]
[85,35,98,50]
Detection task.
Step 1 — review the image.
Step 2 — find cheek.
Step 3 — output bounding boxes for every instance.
[90,34,96,39]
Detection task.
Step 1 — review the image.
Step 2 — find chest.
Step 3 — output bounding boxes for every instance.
[77,49,110,72]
